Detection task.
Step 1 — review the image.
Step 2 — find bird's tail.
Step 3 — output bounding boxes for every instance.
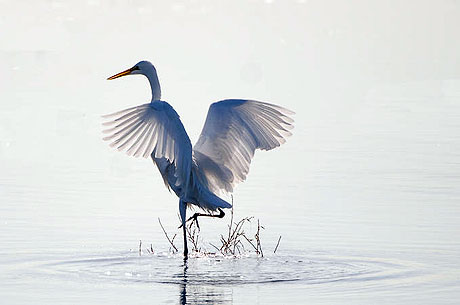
[197,187,232,211]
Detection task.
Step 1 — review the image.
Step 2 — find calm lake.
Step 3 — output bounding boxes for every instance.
[1,1,460,304]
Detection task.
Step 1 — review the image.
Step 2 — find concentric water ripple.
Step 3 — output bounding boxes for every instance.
[39,250,424,288]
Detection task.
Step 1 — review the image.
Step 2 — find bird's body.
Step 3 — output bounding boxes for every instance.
[104,61,294,257]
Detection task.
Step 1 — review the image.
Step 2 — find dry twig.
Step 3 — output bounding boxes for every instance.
[186,220,200,253]
[146,243,154,254]
[156,196,272,257]
[158,217,178,253]
[273,236,282,254]
[255,219,264,257]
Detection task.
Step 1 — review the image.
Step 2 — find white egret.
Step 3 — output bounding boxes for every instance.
[103,61,294,257]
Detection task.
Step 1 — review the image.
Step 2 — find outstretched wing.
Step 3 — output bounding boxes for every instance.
[193,99,294,194]
[102,101,192,188]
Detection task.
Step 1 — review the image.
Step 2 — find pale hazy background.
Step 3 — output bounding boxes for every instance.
[1,1,460,304]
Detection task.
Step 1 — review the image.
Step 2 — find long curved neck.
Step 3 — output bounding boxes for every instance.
[146,70,161,101]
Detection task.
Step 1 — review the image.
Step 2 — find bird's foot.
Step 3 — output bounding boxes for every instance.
[178,213,200,230]
[188,213,201,230]
[178,209,225,230]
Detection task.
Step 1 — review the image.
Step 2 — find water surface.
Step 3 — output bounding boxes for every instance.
[1,1,460,304]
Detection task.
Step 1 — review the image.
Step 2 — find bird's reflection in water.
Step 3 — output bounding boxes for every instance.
[179,258,233,305]
[179,259,188,305]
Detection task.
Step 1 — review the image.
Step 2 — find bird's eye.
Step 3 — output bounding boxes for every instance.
[132,66,140,71]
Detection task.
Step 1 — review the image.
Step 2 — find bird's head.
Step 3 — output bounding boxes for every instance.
[107,60,161,101]
[107,60,156,80]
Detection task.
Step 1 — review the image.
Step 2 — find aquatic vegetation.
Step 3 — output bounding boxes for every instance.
[142,199,281,258]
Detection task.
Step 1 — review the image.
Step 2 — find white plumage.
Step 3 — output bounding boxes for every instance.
[103,101,192,191]
[104,60,294,257]
[193,99,294,195]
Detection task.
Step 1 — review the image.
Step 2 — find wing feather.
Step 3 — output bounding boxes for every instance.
[127,121,151,156]
[102,101,192,189]
[193,99,294,194]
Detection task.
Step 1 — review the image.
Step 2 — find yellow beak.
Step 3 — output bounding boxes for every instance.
[107,67,135,80]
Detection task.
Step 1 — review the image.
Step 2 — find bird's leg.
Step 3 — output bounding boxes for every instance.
[182,222,188,258]
[179,208,225,230]
[179,199,188,258]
